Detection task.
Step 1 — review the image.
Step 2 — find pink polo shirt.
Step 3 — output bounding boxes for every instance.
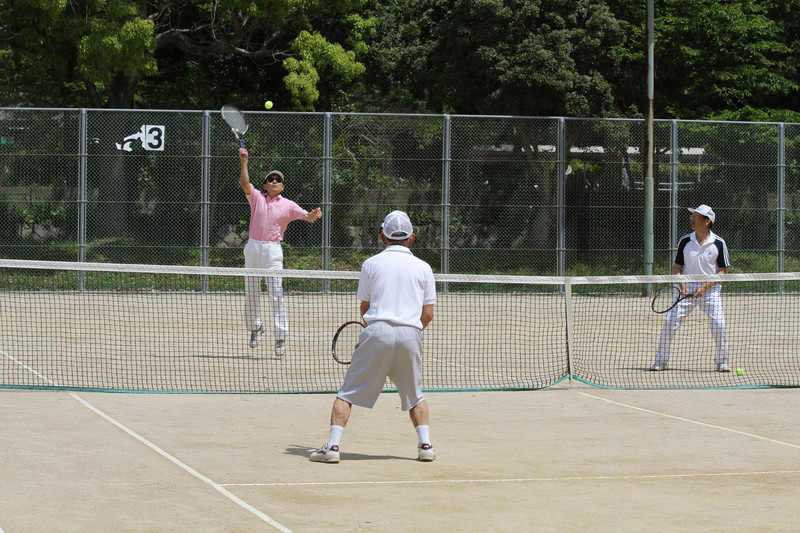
[246,190,308,241]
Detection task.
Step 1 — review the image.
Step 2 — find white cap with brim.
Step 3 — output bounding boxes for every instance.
[382,210,414,240]
[688,204,716,223]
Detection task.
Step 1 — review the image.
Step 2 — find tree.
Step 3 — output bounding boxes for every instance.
[363,0,624,117]
[607,0,797,120]
[0,0,373,110]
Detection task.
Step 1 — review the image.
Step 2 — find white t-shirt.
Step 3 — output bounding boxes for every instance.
[674,231,730,275]
[357,245,437,329]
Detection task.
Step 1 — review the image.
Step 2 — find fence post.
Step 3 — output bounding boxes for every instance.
[322,112,333,280]
[441,114,451,292]
[78,109,88,291]
[669,120,678,260]
[201,111,211,291]
[778,123,786,290]
[557,117,566,277]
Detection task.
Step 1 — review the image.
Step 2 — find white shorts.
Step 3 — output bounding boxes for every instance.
[337,321,425,411]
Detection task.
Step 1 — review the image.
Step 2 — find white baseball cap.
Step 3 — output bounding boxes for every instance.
[688,204,716,223]
[382,210,414,240]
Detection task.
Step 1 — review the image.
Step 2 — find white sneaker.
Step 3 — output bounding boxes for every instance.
[717,363,731,372]
[418,443,436,462]
[249,325,264,348]
[310,444,340,463]
[650,362,668,371]
[275,339,286,356]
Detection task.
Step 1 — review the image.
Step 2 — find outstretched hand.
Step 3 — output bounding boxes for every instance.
[305,207,322,222]
[239,148,248,160]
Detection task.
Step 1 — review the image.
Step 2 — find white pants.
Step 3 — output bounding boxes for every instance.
[655,283,728,365]
[243,239,287,340]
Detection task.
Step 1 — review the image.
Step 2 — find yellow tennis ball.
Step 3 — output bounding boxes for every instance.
[737,368,744,376]
[264,100,273,110]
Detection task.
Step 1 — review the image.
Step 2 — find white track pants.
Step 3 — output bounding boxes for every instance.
[243,239,287,340]
[655,283,728,365]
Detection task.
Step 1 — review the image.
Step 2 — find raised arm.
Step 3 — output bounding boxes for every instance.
[239,148,252,195]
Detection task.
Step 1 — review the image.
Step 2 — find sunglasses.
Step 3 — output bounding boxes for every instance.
[264,176,283,184]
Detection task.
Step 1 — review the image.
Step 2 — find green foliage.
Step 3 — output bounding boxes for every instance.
[364,0,623,117]
[284,31,367,110]
[608,0,798,119]
[1,0,372,109]
[78,10,157,82]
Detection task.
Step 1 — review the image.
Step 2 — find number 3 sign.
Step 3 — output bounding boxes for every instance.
[116,125,165,152]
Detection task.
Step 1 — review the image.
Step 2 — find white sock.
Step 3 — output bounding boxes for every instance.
[415,425,430,447]
[328,425,344,448]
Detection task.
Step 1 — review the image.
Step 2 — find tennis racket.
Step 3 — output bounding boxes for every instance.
[331,321,365,365]
[221,104,249,148]
[651,285,695,313]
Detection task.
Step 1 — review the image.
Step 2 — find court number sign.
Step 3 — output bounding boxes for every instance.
[116,125,165,152]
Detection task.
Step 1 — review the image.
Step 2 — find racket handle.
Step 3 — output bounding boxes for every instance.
[238,139,244,149]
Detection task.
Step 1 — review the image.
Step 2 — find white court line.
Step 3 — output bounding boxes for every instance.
[69,393,292,533]
[224,470,800,487]
[1,351,59,387]
[580,391,800,450]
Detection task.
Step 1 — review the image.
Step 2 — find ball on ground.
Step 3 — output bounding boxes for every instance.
[737,368,744,376]
[264,100,273,110]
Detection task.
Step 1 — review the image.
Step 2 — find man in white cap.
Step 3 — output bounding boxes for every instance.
[651,204,731,372]
[310,210,438,463]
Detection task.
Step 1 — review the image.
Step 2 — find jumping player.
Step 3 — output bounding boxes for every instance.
[238,147,321,355]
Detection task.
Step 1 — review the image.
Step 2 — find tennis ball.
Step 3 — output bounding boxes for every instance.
[737,368,744,376]
[264,100,273,110]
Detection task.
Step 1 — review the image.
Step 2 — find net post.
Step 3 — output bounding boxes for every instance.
[564,277,574,385]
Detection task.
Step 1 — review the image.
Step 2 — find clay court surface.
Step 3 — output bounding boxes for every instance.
[2,386,799,532]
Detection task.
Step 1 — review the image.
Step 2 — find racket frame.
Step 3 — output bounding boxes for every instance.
[651,285,695,314]
[221,105,249,148]
[331,320,365,365]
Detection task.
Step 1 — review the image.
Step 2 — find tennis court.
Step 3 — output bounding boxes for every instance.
[2,386,799,532]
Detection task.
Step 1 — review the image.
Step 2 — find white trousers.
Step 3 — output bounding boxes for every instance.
[243,239,287,340]
[655,283,728,365]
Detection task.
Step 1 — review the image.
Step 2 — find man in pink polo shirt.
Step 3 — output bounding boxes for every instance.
[239,147,322,355]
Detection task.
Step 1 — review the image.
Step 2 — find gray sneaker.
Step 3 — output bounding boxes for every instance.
[418,443,436,462]
[650,362,668,371]
[310,444,340,463]
[717,363,731,372]
[249,325,264,348]
[275,339,286,356]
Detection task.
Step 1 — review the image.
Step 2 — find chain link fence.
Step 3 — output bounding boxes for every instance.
[1,108,798,275]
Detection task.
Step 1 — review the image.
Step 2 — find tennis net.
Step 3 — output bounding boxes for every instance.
[1,259,798,392]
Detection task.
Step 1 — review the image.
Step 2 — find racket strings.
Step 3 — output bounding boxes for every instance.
[221,106,248,133]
